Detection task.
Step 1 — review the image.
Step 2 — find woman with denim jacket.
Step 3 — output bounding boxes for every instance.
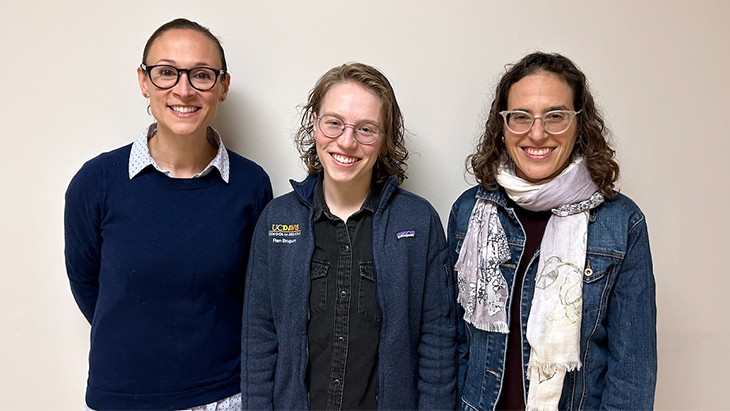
[449,52,657,411]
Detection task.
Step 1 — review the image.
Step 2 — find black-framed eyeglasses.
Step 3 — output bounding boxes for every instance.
[316,114,382,145]
[499,109,581,135]
[140,64,226,91]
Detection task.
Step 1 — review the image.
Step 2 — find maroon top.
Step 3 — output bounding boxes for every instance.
[496,200,551,411]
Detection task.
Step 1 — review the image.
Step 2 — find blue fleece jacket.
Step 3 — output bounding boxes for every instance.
[65,144,272,410]
[241,174,458,410]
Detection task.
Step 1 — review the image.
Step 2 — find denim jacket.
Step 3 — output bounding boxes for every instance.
[242,174,457,410]
[448,185,657,411]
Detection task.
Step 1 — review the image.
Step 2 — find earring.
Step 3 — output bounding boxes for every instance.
[143,93,149,98]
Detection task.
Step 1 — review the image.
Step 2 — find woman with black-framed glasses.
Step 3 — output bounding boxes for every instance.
[64,18,272,410]
[449,52,656,410]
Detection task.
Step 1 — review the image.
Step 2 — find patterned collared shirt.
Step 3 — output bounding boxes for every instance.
[128,124,230,182]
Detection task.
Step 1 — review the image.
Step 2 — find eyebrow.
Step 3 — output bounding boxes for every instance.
[320,112,380,125]
[511,105,572,113]
[153,59,217,68]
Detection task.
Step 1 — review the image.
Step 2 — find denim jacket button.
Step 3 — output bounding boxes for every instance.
[333,379,341,386]
[339,290,347,298]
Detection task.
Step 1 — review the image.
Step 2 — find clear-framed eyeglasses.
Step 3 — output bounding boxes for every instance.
[316,114,382,145]
[499,109,581,135]
[140,64,226,91]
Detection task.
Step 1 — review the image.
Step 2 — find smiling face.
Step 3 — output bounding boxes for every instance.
[314,81,384,197]
[137,29,229,140]
[504,72,578,183]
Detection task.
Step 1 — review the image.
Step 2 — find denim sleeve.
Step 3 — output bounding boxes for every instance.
[448,200,469,401]
[64,161,103,323]
[602,216,657,409]
[417,209,458,409]
[241,214,277,410]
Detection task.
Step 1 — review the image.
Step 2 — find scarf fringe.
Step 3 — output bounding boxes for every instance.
[526,361,582,378]
[466,318,510,334]
[456,291,468,308]
[456,292,510,334]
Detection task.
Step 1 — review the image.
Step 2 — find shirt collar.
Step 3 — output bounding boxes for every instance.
[313,172,382,221]
[128,124,230,183]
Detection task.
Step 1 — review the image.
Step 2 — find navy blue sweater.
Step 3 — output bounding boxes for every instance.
[65,144,271,410]
[241,174,457,410]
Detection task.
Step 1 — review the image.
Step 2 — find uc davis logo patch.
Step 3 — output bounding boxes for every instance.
[269,224,301,244]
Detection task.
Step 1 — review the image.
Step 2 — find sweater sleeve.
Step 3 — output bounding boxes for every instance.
[64,159,105,323]
[417,208,458,409]
[241,211,278,409]
[254,174,273,232]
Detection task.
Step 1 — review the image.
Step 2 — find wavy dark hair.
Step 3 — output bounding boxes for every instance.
[142,18,227,72]
[294,62,408,184]
[468,52,619,197]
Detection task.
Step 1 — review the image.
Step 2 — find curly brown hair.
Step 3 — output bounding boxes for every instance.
[469,52,619,197]
[294,62,408,184]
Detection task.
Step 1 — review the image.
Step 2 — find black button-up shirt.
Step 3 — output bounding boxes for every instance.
[306,175,382,410]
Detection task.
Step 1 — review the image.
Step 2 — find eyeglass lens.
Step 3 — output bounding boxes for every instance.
[148,65,219,91]
[318,115,381,144]
[504,111,576,134]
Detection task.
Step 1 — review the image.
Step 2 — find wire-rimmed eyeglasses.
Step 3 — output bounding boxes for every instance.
[316,114,382,145]
[140,64,226,92]
[500,109,581,135]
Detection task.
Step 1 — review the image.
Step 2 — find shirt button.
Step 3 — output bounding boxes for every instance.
[333,379,341,386]
[339,290,347,299]
[338,336,344,343]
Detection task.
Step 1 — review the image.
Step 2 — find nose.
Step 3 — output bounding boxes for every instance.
[528,116,548,141]
[338,125,359,148]
[172,72,195,97]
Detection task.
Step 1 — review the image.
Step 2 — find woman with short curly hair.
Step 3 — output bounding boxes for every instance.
[243,62,457,410]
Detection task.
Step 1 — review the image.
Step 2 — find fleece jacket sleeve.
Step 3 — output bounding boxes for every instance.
[417,209,458,409]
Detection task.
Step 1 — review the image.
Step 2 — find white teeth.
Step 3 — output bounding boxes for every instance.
[525,148,553,156]
[332,153,358,164]
[170,106,198,114]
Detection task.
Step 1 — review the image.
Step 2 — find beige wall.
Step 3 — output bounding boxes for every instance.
[1,0,728,409]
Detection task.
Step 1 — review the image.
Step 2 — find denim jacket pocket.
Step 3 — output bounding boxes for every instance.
[581,253,620,317]
[358,261,382,323]
[582,253,620,282]
[309,258,329,316]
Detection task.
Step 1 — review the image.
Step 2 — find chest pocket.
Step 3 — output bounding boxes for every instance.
[309,258,329,316]
[582,253,621,315]
[358,261,381,323]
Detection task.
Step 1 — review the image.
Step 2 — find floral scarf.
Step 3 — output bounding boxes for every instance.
[455,158,604,411]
